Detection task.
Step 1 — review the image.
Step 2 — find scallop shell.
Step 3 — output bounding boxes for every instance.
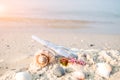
[72,71,85,80]
[96,63,112,79]
[34,49,55,68]
[15,72,32,80]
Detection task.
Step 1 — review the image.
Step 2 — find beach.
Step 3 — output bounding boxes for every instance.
[0,0,120,79]
[0,21,120,80]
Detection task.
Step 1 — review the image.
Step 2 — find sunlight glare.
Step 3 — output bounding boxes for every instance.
[0,4,6,16]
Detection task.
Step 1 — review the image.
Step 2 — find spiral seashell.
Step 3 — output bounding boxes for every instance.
[36,54,49,67]
[96,63,112,79]
[34,49,54,68]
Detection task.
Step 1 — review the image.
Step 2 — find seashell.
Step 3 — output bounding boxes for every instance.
[108,50,120,59]
[35,50,52,68]
[98,51,113,63]
[72,71,85,80]
[96,63,112,79]
[15,72,32,80]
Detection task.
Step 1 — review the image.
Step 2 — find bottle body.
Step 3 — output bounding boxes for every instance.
[32,35,78,58]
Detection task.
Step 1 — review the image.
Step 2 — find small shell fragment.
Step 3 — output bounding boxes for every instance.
[98,51,113,63]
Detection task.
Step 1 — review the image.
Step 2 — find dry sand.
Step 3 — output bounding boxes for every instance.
[0,25,120,80]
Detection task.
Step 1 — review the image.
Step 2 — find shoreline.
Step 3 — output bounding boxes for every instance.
[0,17,120,35]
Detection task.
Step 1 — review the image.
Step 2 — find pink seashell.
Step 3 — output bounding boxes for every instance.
[72,71,85,80]
[68,58,86,66]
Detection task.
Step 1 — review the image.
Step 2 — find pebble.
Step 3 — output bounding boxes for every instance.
[6,44,10,47]
[90,44,95,47]
[65,68,74,73]
[53,66,65,77]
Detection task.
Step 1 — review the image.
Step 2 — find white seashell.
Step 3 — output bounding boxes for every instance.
[96,63,112,79]
[72,71,85,80]
[98,51,113,63]
[15,72,32,80]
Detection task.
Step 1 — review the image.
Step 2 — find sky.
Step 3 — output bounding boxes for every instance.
[0,0,120,22]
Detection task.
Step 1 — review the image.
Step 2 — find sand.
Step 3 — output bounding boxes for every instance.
[0,25,120,80]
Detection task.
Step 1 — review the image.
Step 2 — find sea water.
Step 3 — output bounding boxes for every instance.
[1,0,120,34]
